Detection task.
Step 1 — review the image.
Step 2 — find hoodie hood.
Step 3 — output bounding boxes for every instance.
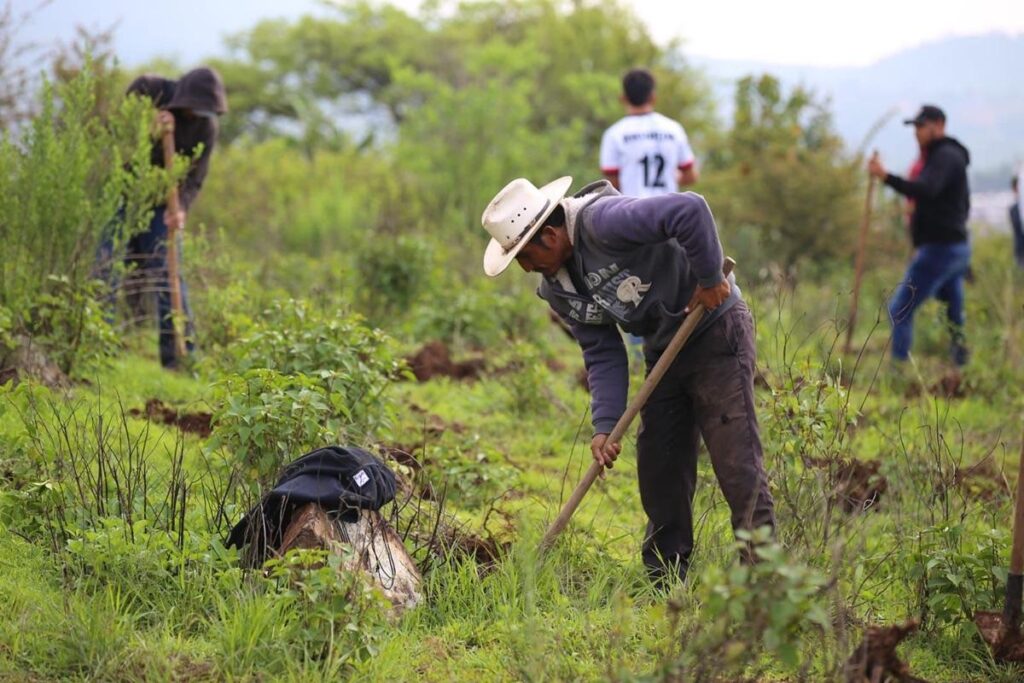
[125,75,177,107]
[932,136,970,167]
[166,67,228,114]
[561,180,619,246]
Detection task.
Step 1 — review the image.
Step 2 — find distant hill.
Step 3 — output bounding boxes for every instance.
[696,33,1024,189]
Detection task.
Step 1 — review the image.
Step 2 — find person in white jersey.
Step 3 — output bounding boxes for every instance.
[600,69,699,357]
[599,69,698,197]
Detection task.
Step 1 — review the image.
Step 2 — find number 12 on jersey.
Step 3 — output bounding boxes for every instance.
[640,154,666,188]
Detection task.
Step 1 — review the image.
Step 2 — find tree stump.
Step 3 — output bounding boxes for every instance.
[0,335,69,389]
[279,503,422,612]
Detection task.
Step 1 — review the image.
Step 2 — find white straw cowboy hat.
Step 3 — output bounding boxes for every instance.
[481,176,573,276]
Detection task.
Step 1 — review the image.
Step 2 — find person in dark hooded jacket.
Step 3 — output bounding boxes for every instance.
[1011,175,1023,269]
[868,105,971,367]
[106,67,227,368]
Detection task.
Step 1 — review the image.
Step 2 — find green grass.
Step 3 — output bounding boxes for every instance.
[2,236,1024,681]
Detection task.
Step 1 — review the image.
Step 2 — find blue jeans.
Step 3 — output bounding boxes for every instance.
[96,206,194,367]
[888,242,970,365]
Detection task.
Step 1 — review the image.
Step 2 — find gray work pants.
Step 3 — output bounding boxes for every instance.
[636,301,776,582]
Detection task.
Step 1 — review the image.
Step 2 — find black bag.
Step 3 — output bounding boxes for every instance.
[226,445,397,563]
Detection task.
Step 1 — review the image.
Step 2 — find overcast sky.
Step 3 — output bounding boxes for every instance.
[11,0,1024,68]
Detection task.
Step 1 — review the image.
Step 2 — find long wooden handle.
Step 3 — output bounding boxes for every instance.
[161,126,187,361]
[539,258,735,551]
[844,157,878,355]
[1010,426,1024,576]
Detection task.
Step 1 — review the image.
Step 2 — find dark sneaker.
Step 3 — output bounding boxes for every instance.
[950,341,969,367]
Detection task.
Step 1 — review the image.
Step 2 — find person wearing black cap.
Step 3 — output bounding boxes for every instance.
[1011,174,1023,269]
[101,67,228,368]
[868,105,971,367]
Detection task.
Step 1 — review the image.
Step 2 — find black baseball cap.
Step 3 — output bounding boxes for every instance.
[904,105,945,126]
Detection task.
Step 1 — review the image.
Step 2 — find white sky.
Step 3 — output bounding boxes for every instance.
[10,0,1024,68]
[636,0,1024,66]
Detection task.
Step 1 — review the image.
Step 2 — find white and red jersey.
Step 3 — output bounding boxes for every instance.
[599,112,695,197]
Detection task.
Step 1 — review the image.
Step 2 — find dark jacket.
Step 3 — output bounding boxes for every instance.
[1011,201,1023,266]
[125,67,227,211]
[538,181,738,433]
[884,136,971,247]
[226,446,398,564]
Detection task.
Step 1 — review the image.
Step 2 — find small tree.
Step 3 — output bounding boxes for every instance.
[0,61,167,374]
[703,75,862,279]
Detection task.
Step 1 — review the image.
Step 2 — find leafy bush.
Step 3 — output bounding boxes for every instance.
[208,369,334,487]
[494,340,555,416]
[224,300,402,376]
[905,523,1007,629]
[411,286,546,351]
[0,60,167,374]
[264,548,388,665]
[673,529,832,677]
[354,234,433,318]
[0,67,155,308]
[18,276,119,375]
[207,301,407,486]
[220,300,405,424]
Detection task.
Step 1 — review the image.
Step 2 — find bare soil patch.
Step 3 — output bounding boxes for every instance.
[129,398,213,437]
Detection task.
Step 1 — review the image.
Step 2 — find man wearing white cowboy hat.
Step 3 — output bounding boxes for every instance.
[481,177,776,584]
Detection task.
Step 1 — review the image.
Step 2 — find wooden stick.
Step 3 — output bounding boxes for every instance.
[844,152,879,355]
[539,258,735,552]
[160,125,187,361]
[1009,427,1024,577]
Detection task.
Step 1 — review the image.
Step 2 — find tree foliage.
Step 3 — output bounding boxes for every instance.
[702,75,862,275]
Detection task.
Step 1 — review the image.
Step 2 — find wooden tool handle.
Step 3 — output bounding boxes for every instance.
[539,258,735,551]
[1010,427,1024,576]
[161,128,182,217]
[844,156,878,355]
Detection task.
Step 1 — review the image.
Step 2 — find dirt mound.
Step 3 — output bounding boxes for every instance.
[545,357,566,373]
[378,443,424,471]
[805,457,887,513]
[413,517,508,569]
[904,371,969,400]
[129,398,212,437]
[974,610,1024,662]
[930,371,967,399]
[954,459,1010,501]
[845,619,926,682]
[445,527,507,566]
[406,341,485,382]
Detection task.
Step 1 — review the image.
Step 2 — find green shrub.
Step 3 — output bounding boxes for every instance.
[905,523,1007,629]
[0,60,167,375]
[494,340,555,416]
[264,548,388,666]
[411,286,546,351]
[672,529,832,677]
[20,276,119,376]
[208,369,335,487]
[354,234,433,318]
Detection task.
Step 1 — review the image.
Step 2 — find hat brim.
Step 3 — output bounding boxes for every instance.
[483,176,573,277]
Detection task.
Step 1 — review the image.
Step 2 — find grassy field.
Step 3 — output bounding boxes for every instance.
[2,234,1024,682]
